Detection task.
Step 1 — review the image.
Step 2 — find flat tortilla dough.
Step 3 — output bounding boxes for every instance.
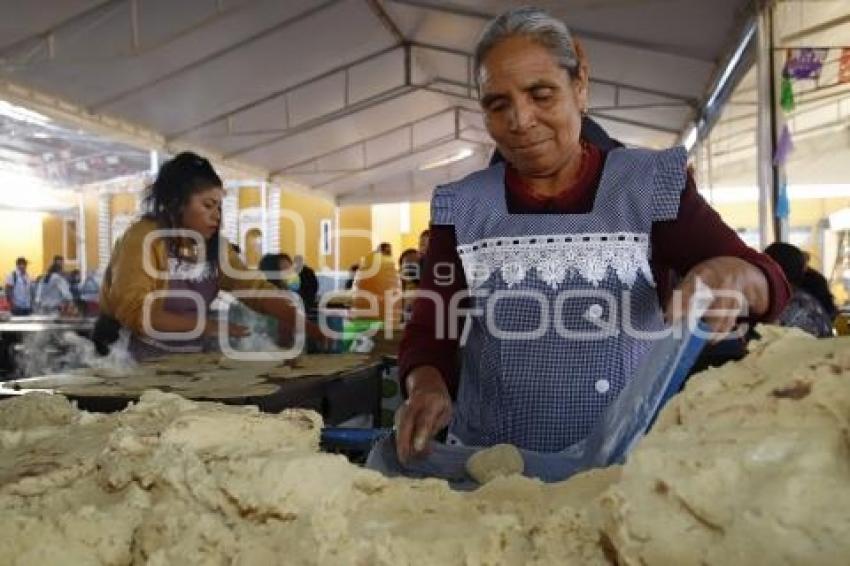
[10,353,372,400]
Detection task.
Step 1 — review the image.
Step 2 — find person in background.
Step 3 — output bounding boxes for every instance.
[67,268,82,295]
[95,152,325,359]
[34,259,76,315]
[418,229,430,257]
[417,230,430,289]
[399,248,421,323]
[765,242,833,338]
[258,253,285,289]
[5,257,33,316]
[49,255,65,277]
[292,255,319,315]
[800,250,839,321]
[277,254,301,293]
[352,243,401,323]
[67,268,83,313]
[344,263,359,290]
[79,271,102,316]
[399,248,421,286]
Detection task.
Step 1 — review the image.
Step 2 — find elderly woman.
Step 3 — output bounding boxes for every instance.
[396,7,790,461]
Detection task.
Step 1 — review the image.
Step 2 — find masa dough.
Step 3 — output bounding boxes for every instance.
[0,391,79,430]
[0,390,605,565]
[466,443,525,484]
[599,326,850,565]
[0,326,847,564]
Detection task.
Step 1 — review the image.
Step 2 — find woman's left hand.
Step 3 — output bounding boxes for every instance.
[667,256,769,340]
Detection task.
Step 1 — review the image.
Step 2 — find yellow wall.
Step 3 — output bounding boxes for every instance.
[713,197,850,231]
[339,205,373,270]
[110,193,138,217]
[239,186,261,209]
[83,191,99,274]
[370,201,432,263]
[278,189,335,271]
[0,211,44,279]
[371,204,403,262]
[41,215,64,273]
[400,201,430,251]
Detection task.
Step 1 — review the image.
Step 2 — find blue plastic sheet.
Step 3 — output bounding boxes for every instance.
[365,321,709,488]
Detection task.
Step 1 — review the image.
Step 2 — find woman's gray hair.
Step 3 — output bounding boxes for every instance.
[473,6,579,85]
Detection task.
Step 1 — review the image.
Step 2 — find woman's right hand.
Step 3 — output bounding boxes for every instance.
[396,366,452,464]
[305,320,334,352]
[203,320,250,338]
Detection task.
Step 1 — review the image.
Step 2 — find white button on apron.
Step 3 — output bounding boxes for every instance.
[586,303,604,319]
[595,379,611,394]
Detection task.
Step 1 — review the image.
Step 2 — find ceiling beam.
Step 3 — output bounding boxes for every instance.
[126,0,257,57]
[224,83,418,159]
[1,2,260,73]
[310,135,483,190]
[412,41,699,106]
[273,106,460,175]
[0,0,124,54]
[89,0,344,112]
[364,0,406,44]
[388,0,715,63]
[423,76,697,119]
[176,36,696,164]
[168,44,403,140]
[780,12,850,44]
[284,116,494,193]
[589,111,681,135]
[0,78,269,179]
[588,102,691,112]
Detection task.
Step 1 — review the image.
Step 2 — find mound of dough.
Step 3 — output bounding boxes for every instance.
[466,443,525,484]
[600,327,850,565]
[0,390,606,565]
[0,392,78,429]
[0,326,847,565]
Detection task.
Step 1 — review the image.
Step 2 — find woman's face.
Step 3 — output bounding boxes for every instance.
[180,186,224,240]
[279,257,293,273]
[400,252,419,266]
[479,35,588,179]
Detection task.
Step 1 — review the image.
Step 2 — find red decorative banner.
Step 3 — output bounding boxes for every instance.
[839,48,850,84]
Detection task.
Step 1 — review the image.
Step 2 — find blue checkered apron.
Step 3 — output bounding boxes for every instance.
[431,147,687,452]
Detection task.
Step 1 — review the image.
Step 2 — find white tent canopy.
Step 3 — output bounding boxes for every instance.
[0,0,754,203]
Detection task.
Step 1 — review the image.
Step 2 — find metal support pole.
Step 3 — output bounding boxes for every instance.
[149,150,158,175]
[769,4,790,243]
[706,135,714,205]
[756,4,776,249]
[77,193,87,278]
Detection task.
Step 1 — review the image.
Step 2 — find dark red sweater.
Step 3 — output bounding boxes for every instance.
[399,142,791,397]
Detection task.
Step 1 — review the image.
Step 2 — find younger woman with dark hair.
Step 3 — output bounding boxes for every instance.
[34,258,74,315]
[259,253,285,289]
[96,152,325,359]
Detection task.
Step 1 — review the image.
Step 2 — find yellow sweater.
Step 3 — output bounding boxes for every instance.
[100,218,277,334]
[351,252,401,324]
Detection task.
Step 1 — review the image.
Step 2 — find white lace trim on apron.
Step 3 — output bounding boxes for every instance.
[457,232,654,288]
